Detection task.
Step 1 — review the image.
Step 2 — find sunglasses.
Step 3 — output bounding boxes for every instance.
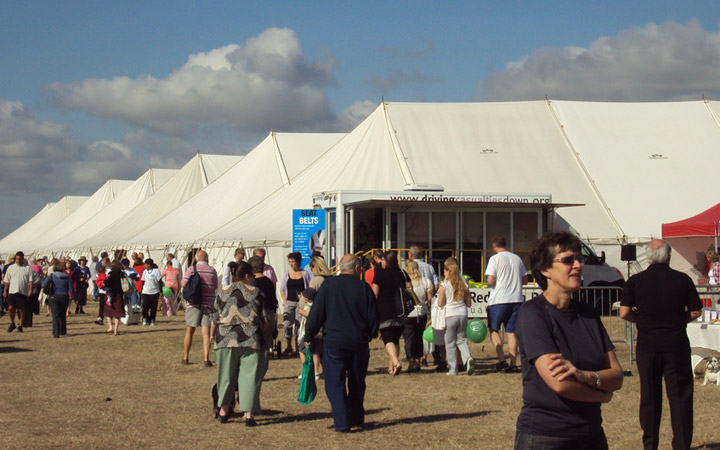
[554,255,586,266]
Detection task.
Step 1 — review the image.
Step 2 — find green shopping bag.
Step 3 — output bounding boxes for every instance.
[297,346,317,404]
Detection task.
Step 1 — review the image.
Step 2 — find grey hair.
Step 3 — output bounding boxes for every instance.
[409,244,423,258]
[646,241,671,264]
[339,256,360,273]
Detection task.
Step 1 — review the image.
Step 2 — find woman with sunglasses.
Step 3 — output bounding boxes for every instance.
[514,232,623,449]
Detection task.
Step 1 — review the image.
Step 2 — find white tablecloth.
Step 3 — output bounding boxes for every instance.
[687,322,720,372]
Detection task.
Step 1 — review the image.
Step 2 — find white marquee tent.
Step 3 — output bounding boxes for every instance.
[4,100,718,280]
[23,179,134,254]
[75,153,242,255]
[0,196,89,255]
[124,132,344,268]
[36,168,178,256]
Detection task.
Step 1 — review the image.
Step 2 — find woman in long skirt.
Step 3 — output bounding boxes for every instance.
[103,261,127,336]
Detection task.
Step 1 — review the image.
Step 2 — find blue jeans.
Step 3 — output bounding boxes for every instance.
[92,281,99,299]
[49,295,69,337]
[127,290,140,308]
[323,345,370,431]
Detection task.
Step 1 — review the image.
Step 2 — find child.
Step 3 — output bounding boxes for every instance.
[94,265,107,325]
[297,288,322,380]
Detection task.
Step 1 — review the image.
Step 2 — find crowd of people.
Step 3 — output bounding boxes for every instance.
[0,235,705,448]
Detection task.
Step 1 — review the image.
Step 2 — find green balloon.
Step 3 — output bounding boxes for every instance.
[422,325,434,343]
[162,286,173,297]
[466,318,487,343]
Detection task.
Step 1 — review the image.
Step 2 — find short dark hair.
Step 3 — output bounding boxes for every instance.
[15,251,24,258]
[234,261,253,281]
[287,252,302,264]
[492,236,507,248]
[247,256,265,274]
[530,232,582,290]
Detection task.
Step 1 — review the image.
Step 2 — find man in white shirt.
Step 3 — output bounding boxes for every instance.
[221,248,245,288]
[408,244,439,294]
[166,252,181,271]
[3,251,35,333]
[485,236,527,373]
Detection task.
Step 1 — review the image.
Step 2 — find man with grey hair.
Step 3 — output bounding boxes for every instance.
[408,244,439,293]
[304,254,379,432]
[620,239,702,450]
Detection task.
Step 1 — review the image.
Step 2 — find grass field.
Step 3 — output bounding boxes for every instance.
[1,306,719,449]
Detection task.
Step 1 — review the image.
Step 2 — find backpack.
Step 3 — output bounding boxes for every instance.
[42,274,55,296]
[120,276,133,293]
[182,264,203,306]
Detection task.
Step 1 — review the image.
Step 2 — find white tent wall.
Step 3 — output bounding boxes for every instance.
[0,203,54,258]
[194,101,720,282]
[665,237,715,280]
[202,106,409,244]
[26,179,134,255]
[76,154,242,252]
[550,100,720,277]
[46,169,178,258]
[127,132,344,247]
[0,196,88,257]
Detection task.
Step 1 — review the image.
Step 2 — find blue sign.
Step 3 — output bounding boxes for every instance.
[292,209,326,265]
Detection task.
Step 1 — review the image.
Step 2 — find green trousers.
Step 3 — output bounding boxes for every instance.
[215,347,266,413]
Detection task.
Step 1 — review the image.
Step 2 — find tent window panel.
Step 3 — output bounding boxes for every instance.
[513,212,538,270]
[462,212,484,283]
[405,212,429,252]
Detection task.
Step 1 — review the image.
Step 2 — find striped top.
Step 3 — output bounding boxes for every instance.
[182,262,218,308]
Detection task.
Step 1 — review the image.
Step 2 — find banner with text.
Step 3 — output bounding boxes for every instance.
[468,286,543,318]
[292,209,326,266]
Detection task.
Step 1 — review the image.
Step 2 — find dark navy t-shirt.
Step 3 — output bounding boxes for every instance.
[515,294,614,438]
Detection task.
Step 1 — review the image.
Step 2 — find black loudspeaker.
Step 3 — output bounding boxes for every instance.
[621,244,636,262]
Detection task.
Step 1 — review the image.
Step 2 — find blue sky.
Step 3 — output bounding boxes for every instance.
[1,1,719,241]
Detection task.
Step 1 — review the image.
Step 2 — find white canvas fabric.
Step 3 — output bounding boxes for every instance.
[25,179,134,254]
[78,154,241,250]
[128,132,344,247]
[0,196,88,255]
[41,168,178,254]
[5,100,720,281]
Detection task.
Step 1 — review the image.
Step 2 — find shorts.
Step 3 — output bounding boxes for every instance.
[487,302,521,333]
[7,293,27,309]
[380,326,403,345]
[185,306,213,327]
[299,338,323,354]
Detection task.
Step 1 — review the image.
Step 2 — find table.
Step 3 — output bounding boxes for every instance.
[687,322,720,372]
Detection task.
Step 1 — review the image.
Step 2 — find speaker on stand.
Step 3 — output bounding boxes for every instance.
[621,244,636,280]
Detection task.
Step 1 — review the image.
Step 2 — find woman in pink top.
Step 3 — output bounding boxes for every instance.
[162,261,181,316]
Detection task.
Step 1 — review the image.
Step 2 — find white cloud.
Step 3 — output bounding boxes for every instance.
[334,100,377,132]
[0,99,147,195]
[48,28,341,136]
[477,20,720,102]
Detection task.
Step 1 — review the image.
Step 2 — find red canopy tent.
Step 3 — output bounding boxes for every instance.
[662,203,720,238]
[662,203,720,258]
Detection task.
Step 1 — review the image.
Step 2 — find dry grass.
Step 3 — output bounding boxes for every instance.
[1,306,720,449]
